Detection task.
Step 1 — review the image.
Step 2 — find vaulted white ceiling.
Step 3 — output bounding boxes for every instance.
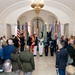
[0,0,75,14]
[0,0,75,24]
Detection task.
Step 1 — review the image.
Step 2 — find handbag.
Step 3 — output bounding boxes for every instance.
[67,55,73,65]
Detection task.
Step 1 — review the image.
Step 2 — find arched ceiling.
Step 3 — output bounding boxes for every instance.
[18,9,57,22]
[0,0,75,24]
[0,0,75,14]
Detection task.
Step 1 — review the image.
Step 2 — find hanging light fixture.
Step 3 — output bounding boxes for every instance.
[31,0,44,15]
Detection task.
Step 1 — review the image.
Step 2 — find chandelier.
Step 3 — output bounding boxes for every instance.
[31,0,44,15]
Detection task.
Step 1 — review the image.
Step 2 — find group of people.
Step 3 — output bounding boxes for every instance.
[0,37,35,75]
[0,46,35,75]
[55,35,75,75]
[27,32,56,57]
[0,33,75,75]
[0,34,35,75]
[27,34,44,56]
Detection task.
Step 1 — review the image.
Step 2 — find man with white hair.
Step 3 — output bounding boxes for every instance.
[0,60,17,75]
[3,39,15,61]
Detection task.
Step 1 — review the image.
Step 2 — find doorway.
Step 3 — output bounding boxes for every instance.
[64,23,69,37]
[6,24,11,39]
[31,17,44,37]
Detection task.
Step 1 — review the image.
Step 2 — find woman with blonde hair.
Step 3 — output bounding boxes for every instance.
[66,65,75,75]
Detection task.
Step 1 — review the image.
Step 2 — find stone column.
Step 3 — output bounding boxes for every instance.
[27,22,31,35]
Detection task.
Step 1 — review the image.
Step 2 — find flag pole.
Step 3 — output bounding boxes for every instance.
[17,20,21,53]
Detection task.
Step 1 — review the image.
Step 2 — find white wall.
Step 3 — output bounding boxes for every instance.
[0,0,75,37]
[11,24,17,36]
[47,15,57,25]
[0,23,17,38]
[18,10,57,35]
[19,10,57,25]
[0,23,7,37]
[18,16,27,25]
[69,22,75,36]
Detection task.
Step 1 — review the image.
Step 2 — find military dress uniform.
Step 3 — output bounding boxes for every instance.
[39,41,44,56]
[34,37,38,56]
[50,40,54,56]
[31,42,35,53]
[44,41,49,56]
[50,40,57,56]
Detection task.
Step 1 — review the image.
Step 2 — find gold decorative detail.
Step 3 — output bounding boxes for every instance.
[31,0,44,15]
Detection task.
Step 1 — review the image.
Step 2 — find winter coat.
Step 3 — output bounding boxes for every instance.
[19,50,35,72]
[3,44,15,61]
[66,44,75,59]
[11,53,21,71]
[56,48,68,70]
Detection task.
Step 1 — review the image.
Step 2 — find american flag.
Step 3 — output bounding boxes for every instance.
[17,20,20,45]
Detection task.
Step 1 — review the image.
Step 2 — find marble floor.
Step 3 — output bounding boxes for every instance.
[21,51,57,75]
[32,53,56,75]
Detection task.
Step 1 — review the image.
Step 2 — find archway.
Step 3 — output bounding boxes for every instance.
[31,17,44,37]
[0,0,75,37]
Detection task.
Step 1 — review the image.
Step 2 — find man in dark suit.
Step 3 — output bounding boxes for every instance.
[56,41,68,75]
[27,35,32,52]
[50,38,57,56]
[44,40,49,56]
[13,36,19,48]
[20,33,25,52]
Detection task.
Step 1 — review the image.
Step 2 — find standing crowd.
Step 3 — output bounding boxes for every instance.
[0,32,75,75]
[56,35,75,75]
[0,34,35,75]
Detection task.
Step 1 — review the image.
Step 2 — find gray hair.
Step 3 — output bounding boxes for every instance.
[26,45,29,50]
[57,41,65,48]
[24,45,29,51]
[66,65,75,75]
[3,60,12,72]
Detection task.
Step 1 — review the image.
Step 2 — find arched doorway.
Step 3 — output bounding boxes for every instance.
[31,17,45,38]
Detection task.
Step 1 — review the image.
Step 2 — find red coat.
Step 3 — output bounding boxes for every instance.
[31,42,35,53]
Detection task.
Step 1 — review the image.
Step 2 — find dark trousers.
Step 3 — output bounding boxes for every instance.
[59,69,65,75]
[50,47,54,56]
[45,46,48,56]
[73,58,75,66]
[20,45,24,52]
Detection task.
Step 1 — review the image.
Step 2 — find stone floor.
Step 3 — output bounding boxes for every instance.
[20,51,57,75]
